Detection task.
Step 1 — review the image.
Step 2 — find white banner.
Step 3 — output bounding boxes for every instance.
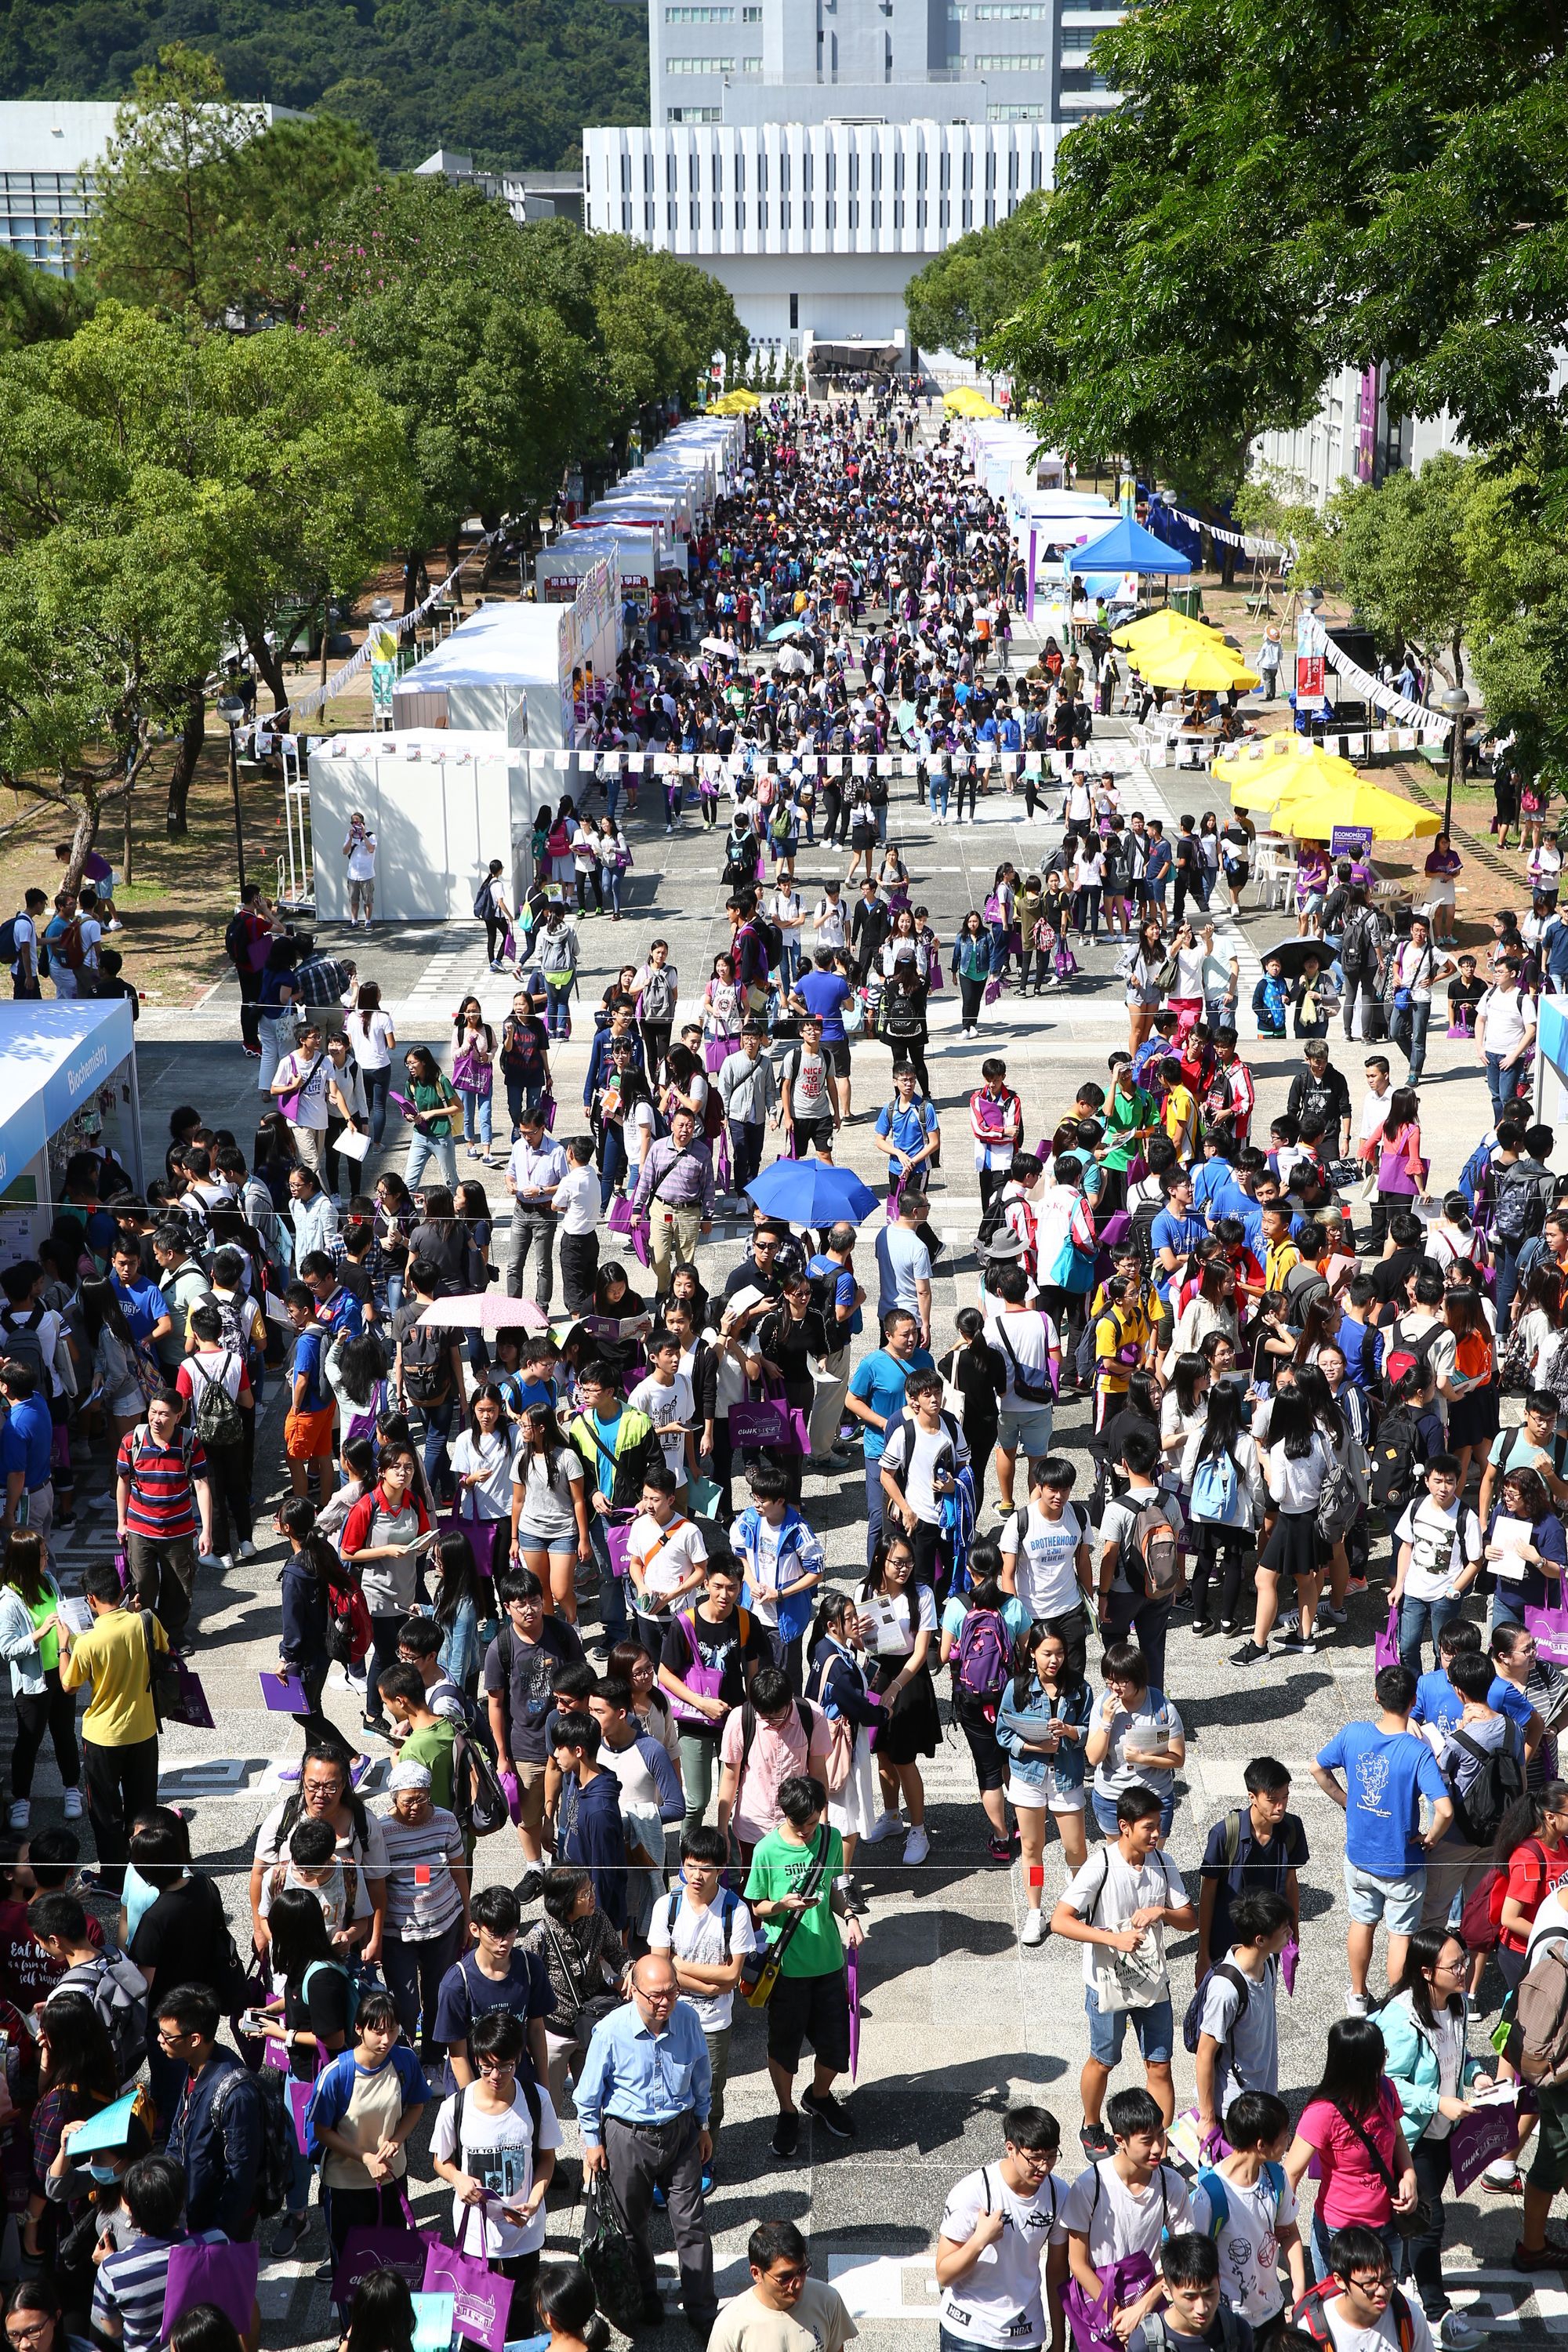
[287,528,506,722]
[1319,633,1450,738]
[1160,502,1292,563]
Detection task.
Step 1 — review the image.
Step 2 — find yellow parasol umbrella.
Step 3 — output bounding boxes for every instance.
[1131,641,1261,693]
[1267,777,1441,842]
[1218,738,1361,810]
[1111,611,1211,652]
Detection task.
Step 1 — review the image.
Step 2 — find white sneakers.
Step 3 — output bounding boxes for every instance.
[63,1788,83,1820]
[7,1800,27,1831]
[862,1809,904,1845]
[1439,2313,1489,2350]
[902,1824,930,1867]
[237,1541,258,1562]
[1021,1908,1047,1947]
[1345,1990,1370,2016]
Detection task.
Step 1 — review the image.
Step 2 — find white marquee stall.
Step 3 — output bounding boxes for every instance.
[308,729,549,924]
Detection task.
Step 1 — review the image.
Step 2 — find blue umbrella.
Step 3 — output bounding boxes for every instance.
[766,619,804,642]
[745,1159,878,1225]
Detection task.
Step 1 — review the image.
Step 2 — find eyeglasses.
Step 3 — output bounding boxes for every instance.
[768,2270,808,2288]
[1347,2276,1393,2297]
[8,2321,53,2343]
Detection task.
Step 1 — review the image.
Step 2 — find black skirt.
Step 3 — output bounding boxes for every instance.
[1260,1507,1327,1580]
[870,1655,941,1764]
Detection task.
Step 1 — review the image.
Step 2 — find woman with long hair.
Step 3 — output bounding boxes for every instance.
[372,1172,417,1319]
[1434,1281,1497,1494]
[24,1991,118,2272]
[534,2262,612,2352]
[4,2281,87,2352]
[252,1109,301,1205]
[450,1382,517,1591]
[1159,1350,1210,1468]
[700,953,742,1071]
[350,982,397,1148]
[805,1588,881,1893]
[1285,2016,1418,2278]
[511,1401,590,1621]
[452,997,499,1167]
[1123,916,1168,1057]
[339,2271,416,2352]
[408,1184,474,1298]
[858,1533,938,1869]
[0,1531,78,1832]
[1377,1926,1490,2330]
[1232,1387,1334,1666]
[326,1330,390,1457]
[401,1048,459,1193]
[1181,1382,1265,1639]
[951,910,992,1041]
[607,1639,681,1775]
[521,1870,626,2104]
[77,1272,148,1453]
[1374,1085,1427,1232]
[1485,1463,1566,1631]
[996,1621,1091,1944]
[429,1529,485,1694]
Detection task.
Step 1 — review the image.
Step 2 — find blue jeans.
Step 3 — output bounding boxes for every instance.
[1493,1584,1527,1635]
[405,1130,458,1192]
[422,1396,455,1498]
[505,1075,547,1139]
[590,1514,630,1645]
[1091,1789,1176,1842]
[1399,1592,1461,1675]
[459,1089,492,1150]
[364,1065,391,1146]
[988,923,1008,978]
[1494,1237,1525,1333]
[546,981,573,1040]
[1486,1052,1520,1120]
[599,1123,629,1208]
[605,866,624,915]
[931,775,950,818]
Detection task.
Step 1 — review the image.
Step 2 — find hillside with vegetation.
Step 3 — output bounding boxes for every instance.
[0,0,649,170]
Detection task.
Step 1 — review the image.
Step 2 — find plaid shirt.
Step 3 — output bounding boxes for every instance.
[293,956,352,1006]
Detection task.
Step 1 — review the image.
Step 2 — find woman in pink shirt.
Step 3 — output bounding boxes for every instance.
[1285,2016,1419,2279]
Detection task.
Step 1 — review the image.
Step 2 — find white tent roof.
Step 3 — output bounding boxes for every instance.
[402,602,568,690]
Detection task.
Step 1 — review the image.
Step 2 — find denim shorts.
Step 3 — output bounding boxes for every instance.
[1084,1985,1174,2067]
[1343,1856,1425,1933]
[997,1404,1054,1457]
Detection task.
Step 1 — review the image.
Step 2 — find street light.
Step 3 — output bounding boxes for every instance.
[216,694,248,894]
[1438,682,1469,837]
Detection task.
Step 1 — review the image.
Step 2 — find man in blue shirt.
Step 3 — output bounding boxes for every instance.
[1143,821,1173,911]
[1190,1138,1237,1218]
[0,1361,54,1555]
[111,1237,171,1352]
[551,1712,631,1929]
[1411,1619,1540,1745]
[1150,1173,1208,1305]
[1311,1663,1453,2014]
[844,1309,933,1566]
[158,1984,267,2239]
[576,1953,716,2332]
[792,949,856,1121]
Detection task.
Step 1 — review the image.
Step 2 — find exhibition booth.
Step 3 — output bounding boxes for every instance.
[389,561,620,748]
[308,729,546,924]
[0,999,143,1257]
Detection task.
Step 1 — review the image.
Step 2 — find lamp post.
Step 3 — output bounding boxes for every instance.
[216,694,248,894]
[1439,682,1469,837]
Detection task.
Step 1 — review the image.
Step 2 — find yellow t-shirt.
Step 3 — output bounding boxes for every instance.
[1265,1239,1302,1296]
[59,1607,167,1745]
[1094,1305,1147,1396]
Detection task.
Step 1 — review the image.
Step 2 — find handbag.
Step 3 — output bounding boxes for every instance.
[606,1193,640,1236]
[1333,2100,1435,2246]
[731,1397,792,1449]
[1374,1602,1401,1673]
[580,2175,645,2339]
[163,2239,260,2339]
[544,1919,622,2044]
[423,2237,510,2352]
[275,1051,326,1129]
[1063,2253,1158,2352]
[333,2220,427,2307]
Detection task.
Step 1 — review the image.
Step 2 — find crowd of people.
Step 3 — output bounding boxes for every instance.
[2,381,1568,2352]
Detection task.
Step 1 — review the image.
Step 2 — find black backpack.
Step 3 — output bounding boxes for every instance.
[216,2063,292,2217]
[223,909,251,967]
[1369,1410,1422,1513]
[1446,1726,1526,1848]
[452,1720,511,1839]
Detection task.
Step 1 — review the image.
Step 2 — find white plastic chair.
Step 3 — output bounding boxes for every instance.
[1252,833,1295,910]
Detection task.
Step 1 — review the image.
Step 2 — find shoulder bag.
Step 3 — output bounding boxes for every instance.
[741,1821,833,2009]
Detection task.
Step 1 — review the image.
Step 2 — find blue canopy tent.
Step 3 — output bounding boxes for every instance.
[1065,515,1195,576]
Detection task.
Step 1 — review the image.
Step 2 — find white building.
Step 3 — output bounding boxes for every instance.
[0,98,299,278]
[584,0,1126,355]
[1250,353,1568,509]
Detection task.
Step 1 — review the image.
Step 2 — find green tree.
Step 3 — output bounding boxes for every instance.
[76,41,374,324]
[905,191,1048,362]
[1304,455,1475,684]
[995,0,1568,492]
[1465,461,1568,783]
[0,248,89,351]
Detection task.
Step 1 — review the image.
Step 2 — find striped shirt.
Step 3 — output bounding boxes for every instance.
[93,2229,228,2352]
[115,1429,208,1541]
[380,1806,466,1939]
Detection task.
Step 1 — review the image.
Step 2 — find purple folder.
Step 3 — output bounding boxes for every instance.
[260,1671,310,1713]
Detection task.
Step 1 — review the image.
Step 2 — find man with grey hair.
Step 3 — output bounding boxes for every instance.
[576,1952,717,2331]
[805,1223,863,1469]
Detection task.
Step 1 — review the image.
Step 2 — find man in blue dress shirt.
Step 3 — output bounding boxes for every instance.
[577,1955,717,2332]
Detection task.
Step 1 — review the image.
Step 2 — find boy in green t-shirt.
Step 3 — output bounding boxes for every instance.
[377,1663,456,1810]
[743,1773,863,2162]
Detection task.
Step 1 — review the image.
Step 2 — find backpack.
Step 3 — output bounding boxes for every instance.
[216,2062,292,2218]
[401,1327,449,1406]
[1457,1138,1495,1218]
[0,1307,48,1391]
[1494,1163,1552,1245]
[187,1353,243,1449]
[953,1606,1010,1704]
[661,1885,738,1957]
[1446,1726,1525,1848]
[1515,1922,1568,2086]
[1382,1319,1441,1401]
[1454,1328,1494,1383]
[1181,1958,1252,2060]
[1131,1200,1161,1281]
[1283,1263,1330,1333]
[995,1317,1054,1406]
[1370,1412,1423,1512]
[223,909,251,967]
[1195,2161,1287,2241]
[473,878,495,920]
[1340,913,1374,976]
[757,917,785,970]
[1544,1334,1568,1415]
[1316,1450,1361,1544]
[1120,1494,1181,1599]
[53,1951,149,2086]
[300,1955,361,2035]
[1190,1447,1245,1529]
[0,916,18,964]
[452,1719,510,1839]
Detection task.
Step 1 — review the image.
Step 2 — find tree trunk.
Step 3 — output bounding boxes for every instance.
[245,629,291,730]
[60,801,100,901]
[165,682,205,836]
[1220,539,1237,590]
[447,535,465,608]
[401,550,430,614]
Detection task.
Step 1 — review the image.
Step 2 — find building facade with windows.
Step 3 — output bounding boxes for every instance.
[583,0,1124,355]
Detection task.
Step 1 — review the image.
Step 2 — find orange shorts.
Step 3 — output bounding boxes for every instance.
[285,1403,336,1461]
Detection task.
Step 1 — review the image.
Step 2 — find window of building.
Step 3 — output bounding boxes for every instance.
[664,5,734,18]
[742,3,762,15]
[827,198,837,227]
[622,200,633,228]
[621,153,631,189]
[742,53,762,68]
[962,198,971,225]
[666,53,735,70]
[1060,27,1104,46]
[916,196,927,227]
[895,197,904,227]
[967,51,1051,66]
[938,196,949,228]
[645,200,655,230]
[974,2,1049,14]
[789,292,799,327]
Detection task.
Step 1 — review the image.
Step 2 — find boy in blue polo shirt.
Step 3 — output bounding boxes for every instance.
[1312,1664,1452,2016]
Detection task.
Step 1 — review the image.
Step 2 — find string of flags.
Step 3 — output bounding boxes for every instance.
[1159,503,1294,564]
[1319,635,1450,737]
[287,527,507,722]
[557,748,1093,777]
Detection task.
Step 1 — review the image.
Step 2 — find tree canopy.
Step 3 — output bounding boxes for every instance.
[905,191,1047,363]
[993,0,1568,493]
[76,42,376,325]
[0,0,651,174]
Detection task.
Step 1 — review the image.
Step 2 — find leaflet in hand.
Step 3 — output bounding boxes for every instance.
[1490,1515,1534,1581]
[56,1597,93,1636]
[862,1595,909,1656]
[333,1127,372,1163]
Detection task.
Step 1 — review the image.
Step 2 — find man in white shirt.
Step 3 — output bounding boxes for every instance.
[875,1189,934,1348]
[554,1136,601,1318]
[779,1017,839,1161]
[270,1022,350,1174]
[625,1468,708,1638]
[1476,957,1537,1124]
[769,880,805,986]
[999,1455,1091,1674]
[936,2107,1065,2352]
[630,1334,698,1491]
[880,1370,969,1589]
[982,1267,1061,1511]
[1392,1454,1485,1676]
[1358,1054,1393,1157]
[1300,2229,1435,2352]
[811,883,848,953]
[648,1826,760,2151]
[505,1108,568,1308]
[8,890,45,1000]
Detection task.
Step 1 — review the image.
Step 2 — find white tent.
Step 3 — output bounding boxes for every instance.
[390,564,620,749]
[0,997,143,1254]
[309,729,547,923]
